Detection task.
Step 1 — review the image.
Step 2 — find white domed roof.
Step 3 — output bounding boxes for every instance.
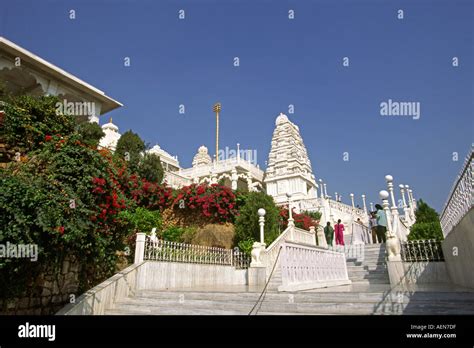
[102,117,118,132]
[275,113,289,125]
[192,145,212,167]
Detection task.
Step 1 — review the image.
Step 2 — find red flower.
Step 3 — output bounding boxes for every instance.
[57,226,65,235]
[45,135,52,142]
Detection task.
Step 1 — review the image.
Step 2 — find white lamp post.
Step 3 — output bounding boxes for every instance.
[286,192,294,226]
[379,190,401,261]
[385,175,400,221]
[399,184,411,226]
[258,208,266,244]
[350,193,355,208]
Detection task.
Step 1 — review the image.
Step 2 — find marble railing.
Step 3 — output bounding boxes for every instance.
[280,241,349,291]
[328,199,365,217]
[440,148,473,237]
[261,225,316,280]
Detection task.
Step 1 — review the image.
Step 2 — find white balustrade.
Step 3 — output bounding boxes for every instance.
[142,236,250,269]
[440,148,473,237]
[261,225,317,279]
[280,241,349,289]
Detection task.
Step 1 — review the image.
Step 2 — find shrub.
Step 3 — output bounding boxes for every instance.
[279,209,321,231]
[164,184,239,227]
[408,199,443,241]
[0,95,75,156]
[138,152,163,184]
[114,130,145,172]
[191,223,235,249]
[75,121,104,147]
[0,133,131,301]
[118,207,162,234]
[237,239,254,256]
[234,191,280,246]
[162,225,187,242]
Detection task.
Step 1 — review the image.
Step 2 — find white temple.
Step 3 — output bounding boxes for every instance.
[265,113,318,205]
[97,112,370,240]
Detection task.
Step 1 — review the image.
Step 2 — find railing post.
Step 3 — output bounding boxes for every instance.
[380,190,401,261]
[134,232,146,264]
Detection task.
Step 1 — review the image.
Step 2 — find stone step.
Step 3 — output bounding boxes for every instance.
[107,294,474,315]
[134,290,474,303]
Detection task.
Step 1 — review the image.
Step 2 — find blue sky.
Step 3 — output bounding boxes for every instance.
[1,0,472,212]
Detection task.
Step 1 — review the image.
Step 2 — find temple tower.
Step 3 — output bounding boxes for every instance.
[264,113,318,208]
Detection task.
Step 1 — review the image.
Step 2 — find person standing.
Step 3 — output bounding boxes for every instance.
[369,212,378,243]
[324,222,334,247]
[375,204,387,243]
[334,219,345,246]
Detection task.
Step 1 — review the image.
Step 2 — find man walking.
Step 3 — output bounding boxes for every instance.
[369,212,378,243]
[375,204,387,243]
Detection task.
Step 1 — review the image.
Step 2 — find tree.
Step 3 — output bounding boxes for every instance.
[408,199,444,241]
[234,191,280,246]
[138,152,163,184]
[114,130,145,172]
[75,121,104,147]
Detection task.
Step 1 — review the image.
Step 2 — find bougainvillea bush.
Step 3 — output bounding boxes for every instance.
[279,209,321,231]
[161,183,240,229]
[0,132,133,301]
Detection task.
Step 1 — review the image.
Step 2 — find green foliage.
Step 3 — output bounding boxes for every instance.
[237,239,254,256]
[118,207,162,234]
[0,95,75,153]
[302,211,322,220]
[234,191,280,246]
[114,130,145,172]
[138,153,163,184]
[408,222,443,241]
[408,199,443,241]
[0,132,130,300]
[162,226,187,242]
[413,199,441,224]
[75,121,104,147]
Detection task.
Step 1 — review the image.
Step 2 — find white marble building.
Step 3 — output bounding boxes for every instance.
[0,37,121,123]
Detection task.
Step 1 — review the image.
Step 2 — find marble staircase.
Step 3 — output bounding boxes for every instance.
[105,243,474,315]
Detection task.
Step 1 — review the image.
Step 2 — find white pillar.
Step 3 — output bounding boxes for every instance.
[380,190,401,261]
[287,192,294,226]
[258,208,266,244]
[335,192,338,201]
[231,169,238,190]
[385,175,397,209]
[309,226,317,246]
[134,233,146,264]
[370,202,374,212]
[399,184,411,225]
[361,194,367,214]
[323,183,328,198]
[246,174,252,191]
[379,191,393,235]
[410,188,417,209]
[350,193,355,208]
[237,143,240,162]
[319,179,324,199]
